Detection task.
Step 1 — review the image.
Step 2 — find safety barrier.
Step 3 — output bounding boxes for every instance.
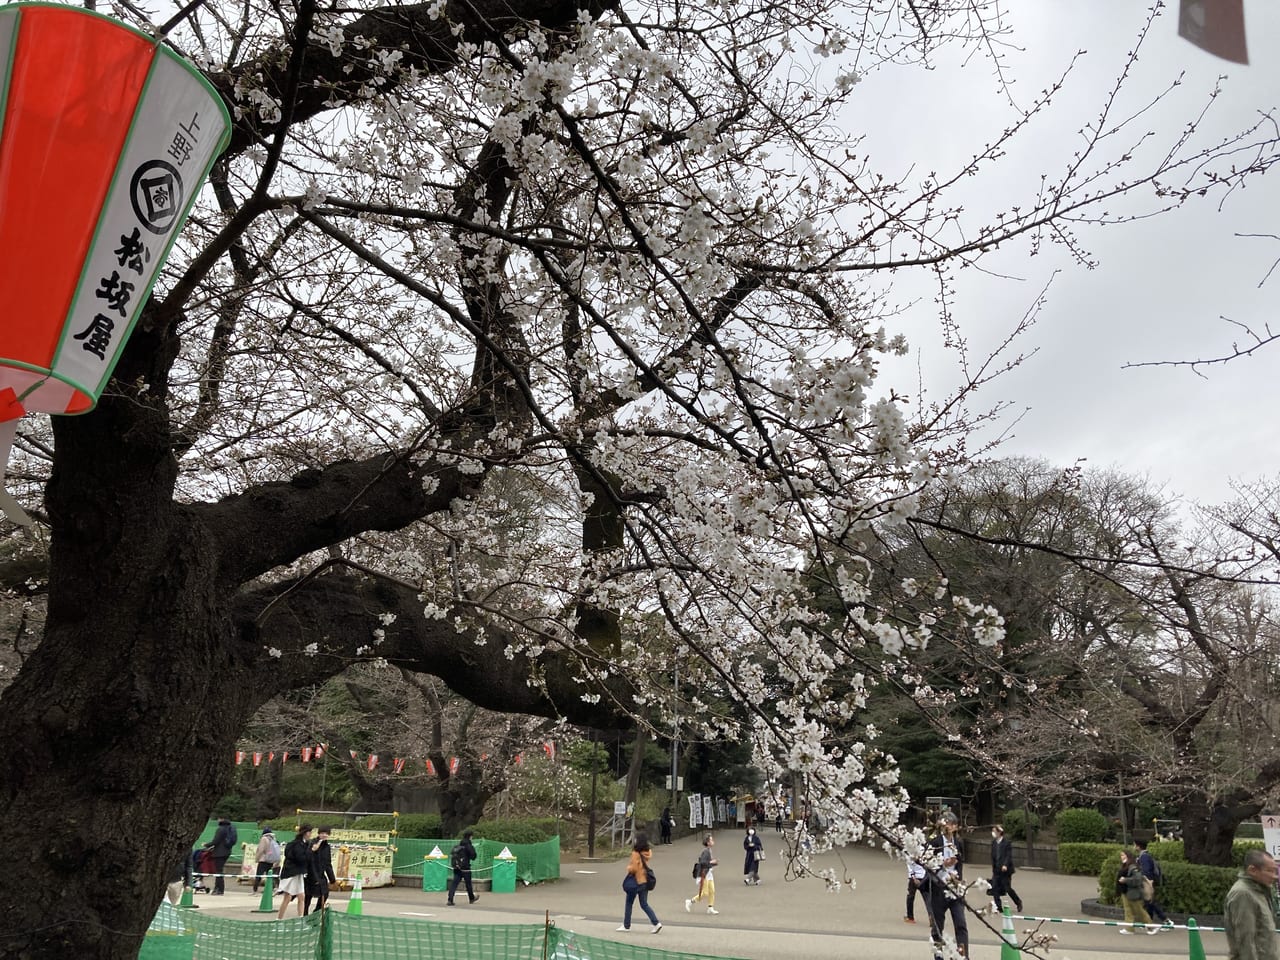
[393,836,561,885]
[1000,913,1217,960]
[190,822,562,885]
[139,901,746,960]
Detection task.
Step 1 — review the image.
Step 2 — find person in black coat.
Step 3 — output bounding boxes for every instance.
[660,808,674,845]
[305,826,338,914]
[277,825,313,920]
[742,827,764,885]
[207,818,237,895]
[924,812,968,957]
[989,824,1023,913]
[447,830,479,905]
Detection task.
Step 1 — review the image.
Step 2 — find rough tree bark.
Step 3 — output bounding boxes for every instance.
[0,0,642,955]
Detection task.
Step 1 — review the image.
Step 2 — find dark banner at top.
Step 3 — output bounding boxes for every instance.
[1179,0,1249,64]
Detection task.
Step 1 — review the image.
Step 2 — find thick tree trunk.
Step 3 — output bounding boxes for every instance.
[1180,797,1249,867]
[439,780,493,836]
[0,520,255,958]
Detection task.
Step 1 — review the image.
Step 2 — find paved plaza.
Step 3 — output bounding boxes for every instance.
[195,834,1220,960]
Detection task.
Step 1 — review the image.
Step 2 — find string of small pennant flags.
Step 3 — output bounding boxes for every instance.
[233,741,557,772]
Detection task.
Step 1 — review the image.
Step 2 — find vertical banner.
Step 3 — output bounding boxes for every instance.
[1178,0,1248,64]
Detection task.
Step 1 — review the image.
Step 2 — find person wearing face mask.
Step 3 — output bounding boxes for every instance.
[742,826,764,885]
[989,824,1023,914]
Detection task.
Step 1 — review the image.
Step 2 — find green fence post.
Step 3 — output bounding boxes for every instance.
[1187,917,1206,960]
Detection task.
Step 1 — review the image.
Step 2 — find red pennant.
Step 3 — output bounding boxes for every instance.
[281,751,289,764]
[235,751,244,765]
[448,756,459,775]
[393,757,405,774]
[367,754,378,771]
[425,758,436,775]
[350,749,358,760]
[268,751,276,764]
[302,747,313,763]
[316,744,326,759]
[252,752,262,767]
[543,741,556,760]
[514,753,523,765]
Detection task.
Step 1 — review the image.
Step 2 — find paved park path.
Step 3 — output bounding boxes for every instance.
[199,832,1216,960]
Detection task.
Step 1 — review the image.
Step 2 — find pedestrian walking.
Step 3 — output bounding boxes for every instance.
[1225,849,1280,960]
[616,834,662,933]
[1115,849,1155,934]
[253,827,281,894]
[660,807,675,845]
[305,826,337,914]
[207,817,237,895]
[904,859,926,923]
[989,824,1023,914]
[742,827,764,885]
[447,829,480,905]
[277,825,313,920]
[685,834,719,915]
[924,812,968,957]
[1135,839,1172,930]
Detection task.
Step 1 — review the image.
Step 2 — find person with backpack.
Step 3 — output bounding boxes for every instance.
[253,827,282,894]
[1135,839,1172,931]
[207,817,238,895]
[684,833,719,915]
[616,834,662,933]
[277,824,314,920]
[447,829,479,905]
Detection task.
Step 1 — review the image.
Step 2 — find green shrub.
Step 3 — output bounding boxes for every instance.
[1148,840,1185,863]
[1141,838,1262,869]
[1056,808,1109,843]
[351,814,442,838]
[1059,842,1122,876]
[1097,850,1125,905]
[1158,860,1237,915]
[470,818,554,843]
[1002,809,1042,841]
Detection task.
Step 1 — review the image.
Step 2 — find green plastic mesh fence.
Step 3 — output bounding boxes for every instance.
[331,915,548,959]
[138,906,746,960]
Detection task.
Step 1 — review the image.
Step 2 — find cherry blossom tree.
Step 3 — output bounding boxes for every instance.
[0,0,1276,956]
[881,460,1280,866]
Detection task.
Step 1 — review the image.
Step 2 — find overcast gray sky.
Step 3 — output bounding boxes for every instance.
[856,1,1279,507]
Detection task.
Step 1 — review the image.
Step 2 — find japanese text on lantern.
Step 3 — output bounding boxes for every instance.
[58,56,228,399]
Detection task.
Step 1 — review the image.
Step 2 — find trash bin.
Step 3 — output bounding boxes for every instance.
[423,858,450,892]
[491,857,516,894]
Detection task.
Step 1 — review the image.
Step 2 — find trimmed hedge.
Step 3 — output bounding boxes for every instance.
[1056,808,1109,843]
[352,814,442,838]
[470,818,557,844]
[1060,842,1122,876]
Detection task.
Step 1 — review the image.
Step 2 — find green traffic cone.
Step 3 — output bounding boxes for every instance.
[1000,906,1019,960]
[346,873,364,916]
[1187,917,1206,960]
[252,872,276,913]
